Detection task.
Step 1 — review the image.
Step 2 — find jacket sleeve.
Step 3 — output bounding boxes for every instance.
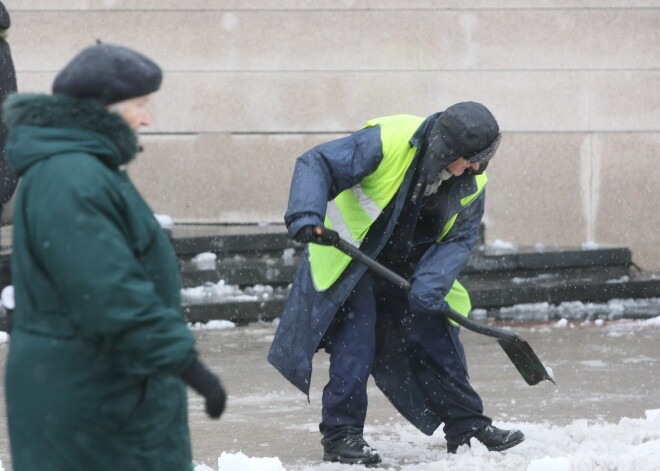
[407,192,485,314]
[31,160,196,376]
[284,126,383,238]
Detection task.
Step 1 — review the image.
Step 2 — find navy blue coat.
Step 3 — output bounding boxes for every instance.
[268,115,485,435]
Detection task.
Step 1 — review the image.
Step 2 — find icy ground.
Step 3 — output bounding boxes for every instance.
[187,315,660,471]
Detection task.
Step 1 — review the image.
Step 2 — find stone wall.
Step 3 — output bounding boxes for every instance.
[7,1,660,268]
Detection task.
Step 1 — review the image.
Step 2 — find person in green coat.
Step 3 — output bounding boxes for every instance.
[2,43,226,471]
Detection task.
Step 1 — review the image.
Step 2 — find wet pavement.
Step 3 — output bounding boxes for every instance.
[0,319,658,469]
[188,319,660,469]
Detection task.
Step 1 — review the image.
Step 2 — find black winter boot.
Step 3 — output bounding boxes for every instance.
[447,424,524,453]
[474,424,525,451]
[322,434,382,465]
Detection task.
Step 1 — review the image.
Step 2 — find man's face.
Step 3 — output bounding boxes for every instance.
[446,157,480,176]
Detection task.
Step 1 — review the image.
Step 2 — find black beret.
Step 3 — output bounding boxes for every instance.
[52,43,162,105]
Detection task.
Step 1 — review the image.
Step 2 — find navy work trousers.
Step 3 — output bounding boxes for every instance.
[319,273,489,447]
[320,273,377,442]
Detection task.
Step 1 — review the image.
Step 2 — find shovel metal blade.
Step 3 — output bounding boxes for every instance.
[497,335,556,386]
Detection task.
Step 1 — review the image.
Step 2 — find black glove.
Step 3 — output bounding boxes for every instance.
[292,225,318,243]
[181,359,226,419]
[293,225,340,246]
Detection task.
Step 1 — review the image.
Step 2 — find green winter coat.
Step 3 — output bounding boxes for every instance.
[2,94,197,471]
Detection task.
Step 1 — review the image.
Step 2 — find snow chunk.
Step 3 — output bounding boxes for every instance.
[189,320,236,330]
[154,213,174,231]
[646,409,660,422]
[642,315,660,327]
[470,308,488,320]
[282,248,296,266]
[489,239,516,250]
[581,241,600,250]
[1,285,14,310]
[191,252,218,270]
[217,451,285,471]
[528,456,571,471]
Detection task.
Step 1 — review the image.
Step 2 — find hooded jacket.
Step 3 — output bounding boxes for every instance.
[2,93,197,471]
[268,114,486,435]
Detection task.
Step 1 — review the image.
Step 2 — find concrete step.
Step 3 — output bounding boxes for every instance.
[180,252,632,289]
[180,272,660,325]
[183,299,288,326]
[180,254,301,288]
[465,271,660,311]
[465,246,633,273]
[176,225,635,287]
[174,225,660,325]
[173,223,296,258]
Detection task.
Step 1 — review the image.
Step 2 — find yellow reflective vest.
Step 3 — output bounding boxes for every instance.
[309,114,487,320]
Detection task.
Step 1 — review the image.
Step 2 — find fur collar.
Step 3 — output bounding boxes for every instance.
[2,93,139,167]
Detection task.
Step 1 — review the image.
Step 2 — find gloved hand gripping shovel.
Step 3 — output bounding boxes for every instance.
[311,226,555,386]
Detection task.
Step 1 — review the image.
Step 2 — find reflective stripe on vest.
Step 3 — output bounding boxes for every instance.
[446,279,471,317]
[309,115,425,291]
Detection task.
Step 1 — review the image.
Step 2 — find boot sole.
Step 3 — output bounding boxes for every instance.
[323,452,382,466]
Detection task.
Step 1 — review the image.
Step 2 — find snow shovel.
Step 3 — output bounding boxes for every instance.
[311,226,555,386]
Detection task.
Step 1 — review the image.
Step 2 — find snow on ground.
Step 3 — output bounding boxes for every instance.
[186,316,660,470]
[192,409,660,470]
